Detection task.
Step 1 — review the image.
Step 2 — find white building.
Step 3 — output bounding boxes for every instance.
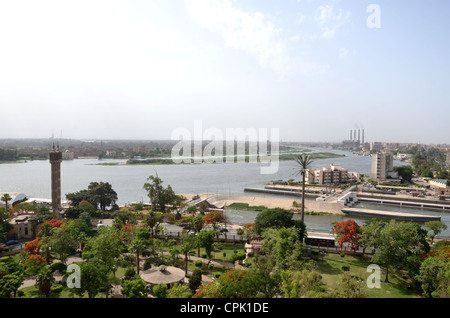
[306,164,359,185]
[371,151,398,180]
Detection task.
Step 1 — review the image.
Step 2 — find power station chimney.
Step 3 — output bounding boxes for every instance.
[358,129,361,144]
[350,130,352,140]
[362,129,365,145]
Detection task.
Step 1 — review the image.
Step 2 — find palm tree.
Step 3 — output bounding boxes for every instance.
[295,154,313,223]
[35,267,55,298]
[1,193,12,211]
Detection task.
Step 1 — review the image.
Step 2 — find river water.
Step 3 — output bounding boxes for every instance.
[1,147,449,238]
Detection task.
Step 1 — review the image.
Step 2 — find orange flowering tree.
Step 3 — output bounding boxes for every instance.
[333,219,361,252]
[237,223,255,243]
[203,211,226,238]
[24,254,47,275]
[25,238,41,255]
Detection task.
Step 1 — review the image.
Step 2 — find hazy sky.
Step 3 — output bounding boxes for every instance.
[0,0,449,144]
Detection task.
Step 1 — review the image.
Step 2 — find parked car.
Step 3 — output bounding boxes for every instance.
[5,240,19,246]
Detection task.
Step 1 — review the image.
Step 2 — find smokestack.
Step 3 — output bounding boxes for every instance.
[350,130,352,140]
[354,129,356,140]
[362,129,365,145]
[358,129,360,144]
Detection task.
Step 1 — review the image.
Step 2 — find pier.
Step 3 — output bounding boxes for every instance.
[342,207,441,222]
[243,187,318,198]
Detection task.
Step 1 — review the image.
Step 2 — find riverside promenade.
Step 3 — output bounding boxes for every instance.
[180,193,345,215]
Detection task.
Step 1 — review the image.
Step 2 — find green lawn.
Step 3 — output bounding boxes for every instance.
[314,252,420,298]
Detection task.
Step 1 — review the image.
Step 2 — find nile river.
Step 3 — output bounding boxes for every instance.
[1,148,449,238]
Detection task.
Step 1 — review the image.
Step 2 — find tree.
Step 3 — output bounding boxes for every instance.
[129,227,151,274]
[74,261,110,298]
[196,230,216,259]
[254,208,306,240]
[260,227,304,271]
[66,182,118,211]
[179,231,195,275]
[370,220,429,282]
[359,218,388,253]
[295,154,313,223]
[424,221,448,245]
[88,182,118,211]
[203,211,225,239]
[393,165,414,183]
[0,209,13,242]
[41,220,79,264]
[167,282,192,298]
[143,211,164,238]
[237,223,256,243]
[333,220,361,252]
[191,214,204,234]
[84,226,123,275]
[35,266,55,298]
[189,269,203,293]
[143,175,178,212]
[1,193,12,212]
[417,256,447,298]
[121,278,148,298]
[281,269,326,298]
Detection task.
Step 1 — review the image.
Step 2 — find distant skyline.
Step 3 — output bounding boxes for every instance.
[0,0,449,144]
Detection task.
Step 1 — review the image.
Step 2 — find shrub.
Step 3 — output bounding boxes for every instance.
[153,283,168,298]
[189,269,203,293]
[311,249,319,256]
[341,263,350,271]
[50,262,67,274]
[194,260,203,267]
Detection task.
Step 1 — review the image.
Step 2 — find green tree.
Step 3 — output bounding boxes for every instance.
[196,230,216,259]
[167,282,191,298]
[74,261,110,298]
[179,231,195,275]
[254,208,306,240]
[66,182,118,211]
[370,220,429,282]
[281,269,326,298]
[41,221,79,264]
[121,278,148,298]
[129,227,151,274]
[35,266,55,298]
[84,226,123,275]
[393,165,414,183]
[295,154,313,223]
[260,227,304,271]
[1,193,12,211]
[143,175,178,212]
[143,211,164,238]
[189,269,203,294]
[424,221,448,245]
[0,209,13,242]
[0,272,25,298]
[417,256,447,298]
[88,182,118,211]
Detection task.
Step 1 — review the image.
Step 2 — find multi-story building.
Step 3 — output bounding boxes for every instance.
[306,164,359,185]
[370,151,398,180]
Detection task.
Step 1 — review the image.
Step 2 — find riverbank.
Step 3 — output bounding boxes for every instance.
[179,193,344,215]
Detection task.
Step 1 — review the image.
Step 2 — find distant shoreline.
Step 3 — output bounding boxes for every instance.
[87,151,346,166]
